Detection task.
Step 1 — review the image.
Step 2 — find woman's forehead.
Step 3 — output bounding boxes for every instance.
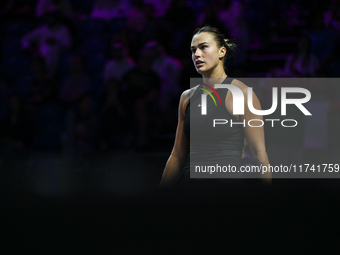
[191,32,214,46]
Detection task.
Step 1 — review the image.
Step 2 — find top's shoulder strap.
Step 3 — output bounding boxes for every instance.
[222,76,234,85]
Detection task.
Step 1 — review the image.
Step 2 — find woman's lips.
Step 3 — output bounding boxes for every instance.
[196,61,204,67]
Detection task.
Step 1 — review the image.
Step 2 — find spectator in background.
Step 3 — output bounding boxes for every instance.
[28,56,59,110]
[123,52,160,150]
[217,0,249,73]
[35,0,73,18]
[324,0,340,76]
[71,94,100,159]
[0,94,35,153]
[304,11,334,74]
[324,0,340,43]
[99,78,127,150]
[21,11,72,77]
[270,34,320,77]
[142,40,182,128]
[59,54,90,105]
[324,0,340,35]
[242,0,268,38]
[127,0,147,33]
[165,0,194,56]
[103,43,135,84]
[127,1,160,59]
[111,28,130,48]
[144,0,172,18]
[90,0,131,19]
[196,1,223,30]
[166,0,193,31]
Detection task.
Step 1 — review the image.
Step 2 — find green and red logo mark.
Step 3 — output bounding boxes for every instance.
[198,83,223,107]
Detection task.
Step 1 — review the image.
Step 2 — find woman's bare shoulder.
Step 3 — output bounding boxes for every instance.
[181,85,200,101]
[180,85,200,114]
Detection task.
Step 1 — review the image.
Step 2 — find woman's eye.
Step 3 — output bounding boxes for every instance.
[201,45,207,49]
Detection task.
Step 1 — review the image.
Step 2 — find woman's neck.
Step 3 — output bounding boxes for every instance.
[202,68,227,88]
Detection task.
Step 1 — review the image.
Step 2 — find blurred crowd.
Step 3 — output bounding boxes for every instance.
[0,0,340,159]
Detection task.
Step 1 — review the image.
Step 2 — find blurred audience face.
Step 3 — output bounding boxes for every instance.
[106,78,119,92]
[145,47,159,60]
[138,53,153,72]
[69,56,84,74]
[143,41,161,61]
[111,44,124,60]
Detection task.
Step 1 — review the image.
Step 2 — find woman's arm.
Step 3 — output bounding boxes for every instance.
[236,81,272,183]
[159,90,190,187]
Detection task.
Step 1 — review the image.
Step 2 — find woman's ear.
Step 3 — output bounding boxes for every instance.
[219,47,226,59]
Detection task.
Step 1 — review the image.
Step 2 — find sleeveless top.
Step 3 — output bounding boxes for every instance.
[182,77,245,182]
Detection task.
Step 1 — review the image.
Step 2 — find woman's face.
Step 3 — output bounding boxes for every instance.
[191,32,224,76]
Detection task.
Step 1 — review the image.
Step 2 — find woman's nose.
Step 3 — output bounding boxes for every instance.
[193,49,201,58]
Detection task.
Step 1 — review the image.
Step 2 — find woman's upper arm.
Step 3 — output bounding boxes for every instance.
[170,90,190,161]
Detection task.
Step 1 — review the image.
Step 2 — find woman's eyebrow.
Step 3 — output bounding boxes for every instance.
[190,42,209,49]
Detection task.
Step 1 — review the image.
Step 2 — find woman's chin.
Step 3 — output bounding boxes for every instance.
[196,67,206,74]
[197,69,211,76]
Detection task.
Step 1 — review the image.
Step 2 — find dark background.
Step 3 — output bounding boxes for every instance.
[0,0,339,252]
